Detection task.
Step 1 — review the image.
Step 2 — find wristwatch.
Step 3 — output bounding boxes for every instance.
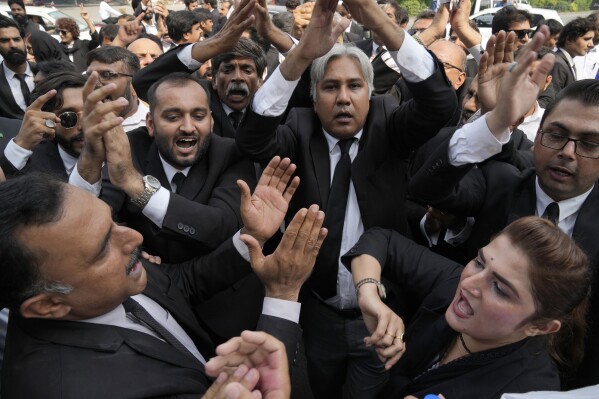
[130,175,161,208]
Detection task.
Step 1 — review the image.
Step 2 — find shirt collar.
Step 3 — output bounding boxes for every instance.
[57,145,78,174]
[3,61,32,79]
[221,102,245,117]
[535,177,594,224]
[323,129,363,153]
[158,152,191,184]
[559,48,576,69]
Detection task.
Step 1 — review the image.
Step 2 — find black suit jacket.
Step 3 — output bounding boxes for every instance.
[353,39,401,96]
[409,136,599,389]
[237,64,456,294]
[551,49,576,95]
[0,139,68,181]
[0,117,21,153]
[101,128,256,263]
[1,240,301,399]
[342,228,560,399]
[0,61,35,120]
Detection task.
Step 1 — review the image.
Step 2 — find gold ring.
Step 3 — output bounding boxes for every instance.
[396,333,404,342]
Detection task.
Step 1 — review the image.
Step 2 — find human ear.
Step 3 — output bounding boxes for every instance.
[20,293,71,320]
[146,112,155,137]
[525,320,561,337]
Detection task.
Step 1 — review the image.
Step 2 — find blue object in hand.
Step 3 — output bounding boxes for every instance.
[423,395,441,399]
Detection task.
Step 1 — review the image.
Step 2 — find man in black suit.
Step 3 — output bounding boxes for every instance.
[410,29,599,389]
[0,150,326,397]
[235,0,456,396]
[0,72,87,181]
[71,71,256,265]
[0,15,34,120]
[552,17,595,94]
[8,0,44,36]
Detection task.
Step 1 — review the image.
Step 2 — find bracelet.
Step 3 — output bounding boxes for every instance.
[355,278,386,300]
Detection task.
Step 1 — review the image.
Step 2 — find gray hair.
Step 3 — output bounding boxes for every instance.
[310,44,374,99]
[23,280,74,300]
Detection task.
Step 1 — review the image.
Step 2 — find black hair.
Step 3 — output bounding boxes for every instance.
[211,37,267,79]
[492,5,532,34]
[0,14,24,37]
[147,72,209,114]
[540,79,599,128]
[99,24,120,44]
[86,45,140,75]
[557,17,594,48]
[30,71,86,112]
[166,10,201,42]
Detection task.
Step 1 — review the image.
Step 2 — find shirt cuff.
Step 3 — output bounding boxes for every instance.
[444,216,475,246]
[232,230,251,262]
[419,214,440,246]
[177,44,203,70]
[448,114,510,166]
[252,66,300,116]
[390,34,435,82]
[69,163,102,197]
[468,43,485,64]
[4,139,32,170]
[262,297,301,324]
[142,187,169,228]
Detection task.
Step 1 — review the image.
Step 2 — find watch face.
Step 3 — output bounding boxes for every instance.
[145,175,161,189]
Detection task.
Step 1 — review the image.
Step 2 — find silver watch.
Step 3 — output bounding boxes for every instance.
[130,175,161,208]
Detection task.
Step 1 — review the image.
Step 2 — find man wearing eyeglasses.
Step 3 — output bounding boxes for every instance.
[85,46,149,133]
[410,29,599,390]
[0,71,87,181]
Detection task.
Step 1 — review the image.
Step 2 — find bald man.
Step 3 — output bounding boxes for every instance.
[127,38,163,69]
[429,39,467,91]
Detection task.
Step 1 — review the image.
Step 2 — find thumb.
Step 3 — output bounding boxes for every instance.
[240,233,265,268]
[237,179,252,211]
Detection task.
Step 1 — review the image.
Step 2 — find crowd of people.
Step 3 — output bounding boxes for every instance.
[0,0,598,397]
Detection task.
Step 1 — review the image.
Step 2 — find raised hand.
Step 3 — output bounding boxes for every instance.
[113,12,144,47]
[13,90,59,151]
[237,156,299,246]
[484,25,555,136]
[242,205,327,302]
[205,331,291,399]
[79,3,90,20]
[342,0,403,50]
[477,30,516,114]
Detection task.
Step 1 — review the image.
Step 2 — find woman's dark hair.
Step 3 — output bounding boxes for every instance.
[500,217,590,371]
[55,17,80,39]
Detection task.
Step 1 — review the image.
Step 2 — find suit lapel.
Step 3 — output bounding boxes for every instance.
[37,141,69,180]
[572,184,599,258]
[179,156,207,199]
[557,50,576,81]
[309,129,332,208]
[209,86,236,138]
[145,143,171,188]
[0,62,24,117]
[507,175,537,224]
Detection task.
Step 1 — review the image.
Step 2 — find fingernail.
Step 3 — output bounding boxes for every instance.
[234,364,247,377]
[244,368,257,381]
[216,372,227,383]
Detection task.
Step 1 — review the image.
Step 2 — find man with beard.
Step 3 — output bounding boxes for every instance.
[86,46,148,132]
[0,71,87,181]
[0,15,34,119]
[8,0,44,36]
[71,72,256,265]
[140,3,158,36]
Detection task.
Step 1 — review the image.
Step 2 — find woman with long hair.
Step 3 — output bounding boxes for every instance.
[346,217,590,399]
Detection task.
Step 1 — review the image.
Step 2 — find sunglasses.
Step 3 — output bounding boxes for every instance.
[509,29,534,40]
[58,111,80,129]
[57,29,69,36]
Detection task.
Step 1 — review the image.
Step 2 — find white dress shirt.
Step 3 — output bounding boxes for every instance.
[2,61,34,111]
[99,0,122,20]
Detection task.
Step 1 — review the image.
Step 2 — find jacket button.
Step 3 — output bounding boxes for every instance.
[177,222,184,230]
[183,225,190,233]
[189,227,196,235]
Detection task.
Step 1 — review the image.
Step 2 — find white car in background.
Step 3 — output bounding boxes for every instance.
[0,4,92,40]
[469,0,563,44]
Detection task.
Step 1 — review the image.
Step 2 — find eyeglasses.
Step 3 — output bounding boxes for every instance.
[57,111,81,129]
[93,71,134,83]
[442,61,464,73]
[539,129,599,159]
[57,29,68,36]
[407,28,426,35]
[509,29,534,40]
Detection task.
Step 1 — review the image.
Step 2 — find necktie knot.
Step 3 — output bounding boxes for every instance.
[229,111,243,129]
[543,202,560,225]
[338,138,354,156]
[171,172,186,194]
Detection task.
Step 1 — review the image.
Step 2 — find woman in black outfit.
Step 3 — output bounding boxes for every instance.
[55,5,99,72]
[344,217,589,399]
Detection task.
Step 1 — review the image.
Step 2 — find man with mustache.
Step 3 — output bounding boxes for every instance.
[8,0,44,36]
[0,15,35,119]
[0,71,87,181]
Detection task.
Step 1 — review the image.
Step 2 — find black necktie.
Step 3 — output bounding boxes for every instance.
[14,73,31,107]
[542,202,560,226]
[171,172,186,194]
[313,138,355,299]
[123,297,197,361]
[229,111,243,130]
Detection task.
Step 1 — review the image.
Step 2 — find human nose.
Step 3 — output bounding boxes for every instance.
[231,67,243,81]
[336,85,350,104]
[142,54,153,67]
[116,224,144,253]
[179,114,195,133]
[559,139,577,159]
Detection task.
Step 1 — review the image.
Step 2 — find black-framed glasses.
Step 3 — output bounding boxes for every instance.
[442,61,464,73]
[407,28,426,35]
[57,29,68,36]
[95,71,134,82]
[539,129,599,159]
[509,29,534,40]
[58,111,80,129]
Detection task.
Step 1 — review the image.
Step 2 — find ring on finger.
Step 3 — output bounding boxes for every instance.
[45,119,56,128]
[507,61,518,72]
[395,333,404,343]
